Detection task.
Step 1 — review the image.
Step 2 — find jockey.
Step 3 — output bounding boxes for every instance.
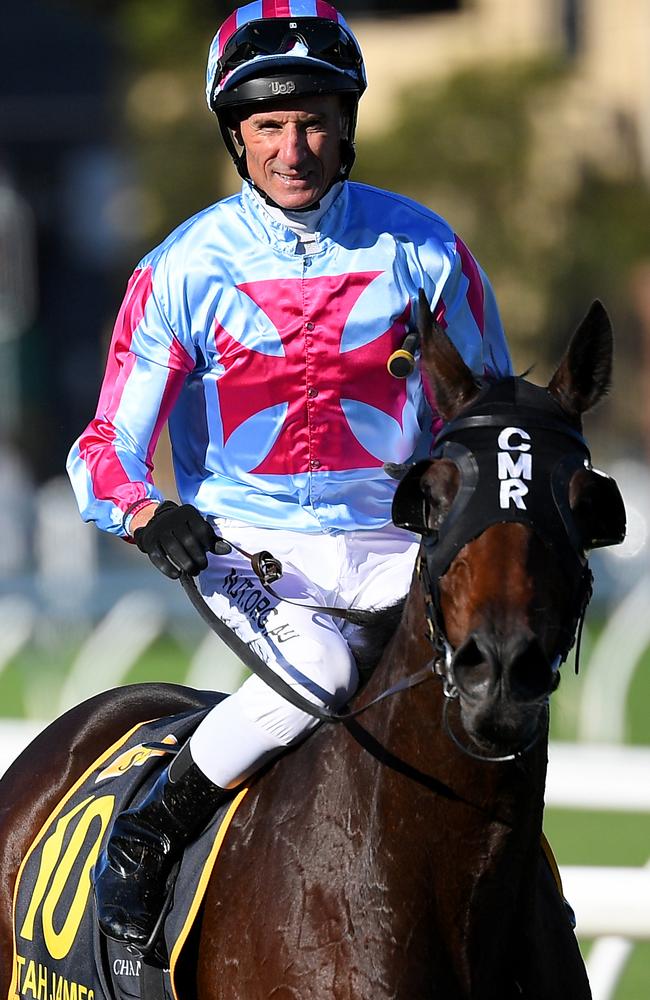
[67,0,512,950]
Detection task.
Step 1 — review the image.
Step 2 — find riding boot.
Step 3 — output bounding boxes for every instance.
[94,741,229,949]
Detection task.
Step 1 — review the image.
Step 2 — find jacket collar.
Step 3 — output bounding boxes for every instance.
[240,180,348,255]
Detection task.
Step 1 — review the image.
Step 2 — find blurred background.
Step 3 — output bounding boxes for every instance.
[0,1,649,996]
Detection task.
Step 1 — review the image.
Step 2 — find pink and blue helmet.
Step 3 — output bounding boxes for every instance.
[206,0,367,180]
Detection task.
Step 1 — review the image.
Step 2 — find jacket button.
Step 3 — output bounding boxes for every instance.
[307,387,318,398]
[310,458,321,470]
[305,321,315,331]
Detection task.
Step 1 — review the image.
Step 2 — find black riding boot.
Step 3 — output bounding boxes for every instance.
[94,742,228,949]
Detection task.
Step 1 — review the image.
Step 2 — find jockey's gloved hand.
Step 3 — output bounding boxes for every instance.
[133,501,231,579]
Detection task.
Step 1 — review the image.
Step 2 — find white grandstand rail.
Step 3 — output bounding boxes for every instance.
[577,577,650,743]
[55,590,167,714]
[0,595,35,676]
[562,864,650,939]
[1,736,648,810]
[545,741,650,811]
[184,631,246,694]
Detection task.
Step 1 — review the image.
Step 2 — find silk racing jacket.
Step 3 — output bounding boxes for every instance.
[67,180,512,537]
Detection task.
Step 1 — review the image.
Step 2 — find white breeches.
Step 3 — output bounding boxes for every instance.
[188,519,419,789]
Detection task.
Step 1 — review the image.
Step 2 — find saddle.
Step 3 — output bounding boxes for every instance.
[9,708,248,1000]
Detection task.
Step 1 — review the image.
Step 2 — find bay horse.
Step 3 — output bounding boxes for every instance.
[0,298,625,999]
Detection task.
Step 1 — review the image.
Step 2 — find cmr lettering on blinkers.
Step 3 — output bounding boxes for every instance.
[497,427,532,510]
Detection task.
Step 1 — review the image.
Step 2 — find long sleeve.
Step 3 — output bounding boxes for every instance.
[66,266,195,536]
[436,235,512,377]
[421,235,512,439]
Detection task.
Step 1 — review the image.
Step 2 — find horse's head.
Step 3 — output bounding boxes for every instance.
[392,295,626,758]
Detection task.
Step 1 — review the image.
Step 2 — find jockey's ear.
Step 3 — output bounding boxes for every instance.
[392,458,459,535]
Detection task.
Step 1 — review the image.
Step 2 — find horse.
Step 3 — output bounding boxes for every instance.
[0,296,625,1000]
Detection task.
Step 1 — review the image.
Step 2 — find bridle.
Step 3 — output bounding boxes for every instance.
[180,379,608,761]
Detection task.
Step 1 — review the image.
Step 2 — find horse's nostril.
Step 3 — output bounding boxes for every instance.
[452,637,493,697]
[507,639,553,701]
[452,633,555,703]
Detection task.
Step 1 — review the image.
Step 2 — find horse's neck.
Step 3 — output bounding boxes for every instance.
[313,588,549,992]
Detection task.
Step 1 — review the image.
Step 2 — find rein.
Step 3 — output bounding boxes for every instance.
[179,571,436,724]
[180,564,564,763]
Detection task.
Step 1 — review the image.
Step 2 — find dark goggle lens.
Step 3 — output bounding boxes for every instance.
[218,19,361,78]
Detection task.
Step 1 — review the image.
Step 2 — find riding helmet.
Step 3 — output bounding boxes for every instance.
[206,0,367,181]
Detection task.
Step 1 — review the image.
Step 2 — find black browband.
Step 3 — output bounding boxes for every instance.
[433,411,589,452]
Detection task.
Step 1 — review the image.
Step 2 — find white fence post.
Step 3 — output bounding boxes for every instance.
[577,577,650,743]
[55,591,166,714]
[0,596,35,677]
[34,476,97,615]
[587,935,635,1000]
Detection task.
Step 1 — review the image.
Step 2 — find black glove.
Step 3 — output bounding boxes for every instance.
[133,501,231,579]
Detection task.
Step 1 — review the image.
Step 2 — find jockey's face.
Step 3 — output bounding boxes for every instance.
[235,95,344,210]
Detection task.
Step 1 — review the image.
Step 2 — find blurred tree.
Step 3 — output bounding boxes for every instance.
[57,0,234,253]
[355,59,650,453]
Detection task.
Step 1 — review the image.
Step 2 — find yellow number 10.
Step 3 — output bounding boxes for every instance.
[20,794,115,960]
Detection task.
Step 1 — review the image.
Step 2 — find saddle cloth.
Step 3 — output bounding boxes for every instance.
[9,710,248,1000]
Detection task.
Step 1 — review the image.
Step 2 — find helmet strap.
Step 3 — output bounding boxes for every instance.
[218,117,250,181]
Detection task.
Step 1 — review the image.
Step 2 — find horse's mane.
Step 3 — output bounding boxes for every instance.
[353,598,406,681]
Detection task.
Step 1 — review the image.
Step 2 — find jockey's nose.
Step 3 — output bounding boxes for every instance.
[279,124,309,167]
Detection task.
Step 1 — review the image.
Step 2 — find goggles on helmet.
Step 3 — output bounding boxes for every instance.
[214,17,364,96]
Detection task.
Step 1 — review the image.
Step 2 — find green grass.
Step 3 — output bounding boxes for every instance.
[0,634,196,718]
[544,809,650,867]
[548,622,650,745]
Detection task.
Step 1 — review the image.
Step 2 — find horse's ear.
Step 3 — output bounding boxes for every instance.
[548,300,613,418]
[418,289,480,421]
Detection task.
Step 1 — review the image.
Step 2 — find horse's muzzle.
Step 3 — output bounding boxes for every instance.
[449,629,556,754]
